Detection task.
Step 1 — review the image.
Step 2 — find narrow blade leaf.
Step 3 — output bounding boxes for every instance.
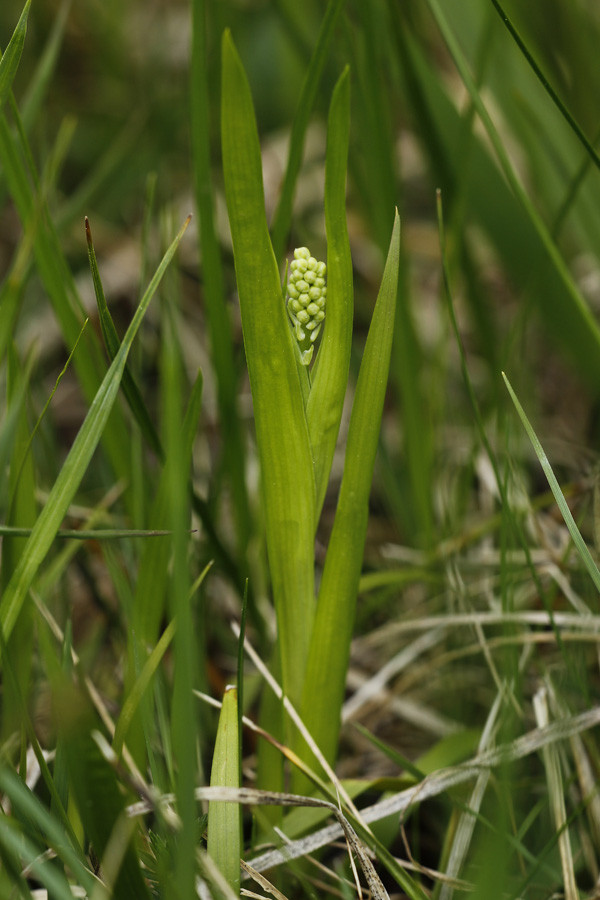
[221,31,315,706]
[302,211,401,765]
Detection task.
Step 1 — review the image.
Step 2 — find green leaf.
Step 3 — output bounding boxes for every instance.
[221,31,315,707]
[0,1,30,110]
[208,686,241,895]
[0,216,190,643]
[302,211,401,766]
[307,66,353,520]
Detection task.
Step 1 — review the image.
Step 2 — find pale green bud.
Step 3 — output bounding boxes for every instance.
[286,246,326,366]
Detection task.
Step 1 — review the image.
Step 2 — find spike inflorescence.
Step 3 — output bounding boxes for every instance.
[286,247,326,366]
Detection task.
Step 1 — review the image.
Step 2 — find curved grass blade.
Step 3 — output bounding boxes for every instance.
[307,66,353,520]
[0,1,30,110]
[503,372,600,594]
[221,31,315,707]
[0,216,190,643]
[302,211,401,766]
[269,0,347,261]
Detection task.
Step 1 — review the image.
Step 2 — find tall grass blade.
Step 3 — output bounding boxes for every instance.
[0,816,76,900]
[0,216,190,643]
[221,30,315,707]
[302,211,400,766]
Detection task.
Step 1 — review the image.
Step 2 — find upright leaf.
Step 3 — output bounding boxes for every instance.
[307,66,353,520]
[302,212,401,766]
[221,31,315,707]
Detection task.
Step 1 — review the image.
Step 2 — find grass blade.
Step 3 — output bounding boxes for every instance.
[0,216,190,643]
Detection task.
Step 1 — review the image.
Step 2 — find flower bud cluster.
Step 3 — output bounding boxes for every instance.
[286,247,326,365]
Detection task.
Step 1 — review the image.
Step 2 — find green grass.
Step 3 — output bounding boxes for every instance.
[1,1,600,898]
